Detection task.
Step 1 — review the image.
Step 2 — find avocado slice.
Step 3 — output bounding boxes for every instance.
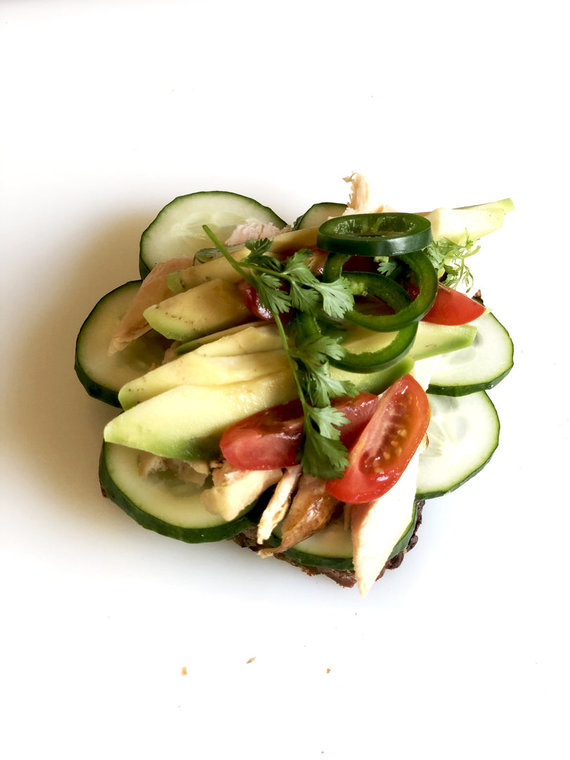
[341,320,476,361]
[118,319,476,413]
[118,349,290,409]
[106,317,478,459]
[104,371,298,460]
[143,278,250,342]
[421,198,513,245]
[104,360,417,460]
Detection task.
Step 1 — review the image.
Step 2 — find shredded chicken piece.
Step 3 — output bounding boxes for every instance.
[256,465,302,544]
[138,451,168,477]
[344,172,371,212]
[259,474,339,557]
[168,459,210,486]
[137,452,210,486]
[343,172,394,215]
[201,462,282,522]
[224,222,288,247]
[109,257,190,354]
[351,451,421,598]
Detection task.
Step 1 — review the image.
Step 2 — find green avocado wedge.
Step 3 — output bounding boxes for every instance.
[103,361,415,461]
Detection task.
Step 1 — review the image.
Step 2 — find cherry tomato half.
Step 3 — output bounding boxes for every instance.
[238,281,275,321]
[408,282,485,325]
[220,393,379,470]
[325,375,430,504]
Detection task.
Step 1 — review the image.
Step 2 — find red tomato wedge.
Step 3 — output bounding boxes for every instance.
[325,375,430,504]
[238,281,275,321]
[220,393,379,470]
[409,282,485,325]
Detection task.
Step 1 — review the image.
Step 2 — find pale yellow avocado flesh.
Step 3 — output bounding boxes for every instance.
[118,349,290,408]
[421,198,513,246]
[106,317,476,459]
[117,320,476,410]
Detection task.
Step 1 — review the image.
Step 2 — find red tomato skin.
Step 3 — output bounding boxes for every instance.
[325,375,430,504]
[220,399,303,469]
[409,282,485,325]
[220,393,379,470]
[238,281,274,321]
[238,281,293,323]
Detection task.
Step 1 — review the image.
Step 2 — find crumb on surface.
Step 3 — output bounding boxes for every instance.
[326,667,331,674]
[246,657,256,664]
[181,666,187,676]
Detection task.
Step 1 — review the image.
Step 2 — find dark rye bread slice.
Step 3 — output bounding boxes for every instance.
[232,500,425,588]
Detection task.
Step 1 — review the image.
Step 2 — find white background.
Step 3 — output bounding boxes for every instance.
[1,2,568,759]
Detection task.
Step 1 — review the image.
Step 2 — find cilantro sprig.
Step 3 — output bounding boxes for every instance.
[424,235,480,292]
[202,226,356,479]
[376,234,480,292]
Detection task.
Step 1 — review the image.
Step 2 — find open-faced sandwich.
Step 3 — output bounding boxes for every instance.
[75,175,513,596]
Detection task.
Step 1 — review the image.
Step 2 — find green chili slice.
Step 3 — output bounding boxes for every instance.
[317,213,432,257]
[342,252,438,331]
[322,253,350,283]
[296,309,417,374]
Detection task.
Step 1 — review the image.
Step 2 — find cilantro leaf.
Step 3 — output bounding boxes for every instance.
[245,238,274,257]
[202,224,358,480]
[288,280,320,312]
[313,279,354,319]
[306,404,349,439]
[301,424,350,480]
[376,256,398,277]
[424,235,480,291]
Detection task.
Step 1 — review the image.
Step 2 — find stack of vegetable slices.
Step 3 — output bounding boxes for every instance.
[75,183,513,594]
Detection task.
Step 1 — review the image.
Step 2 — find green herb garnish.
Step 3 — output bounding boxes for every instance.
[424,235,480,292]
[376,234,480,292]
[202,226,356,479]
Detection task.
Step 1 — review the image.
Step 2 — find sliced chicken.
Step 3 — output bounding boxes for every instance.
[256,465,302,544]
[200,462,282,522]
[351,450,421,598]
[259,474,339,557]
[137,452,210,486]
[109,257,190,354]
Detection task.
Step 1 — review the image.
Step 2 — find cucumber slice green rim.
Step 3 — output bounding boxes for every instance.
[75,281,169,407]
[293,201,347,231]
[427,311,514,396]
[100,443,259,543]
[416,392,500,500]
[139,191,287,278]
[317,213,432,257]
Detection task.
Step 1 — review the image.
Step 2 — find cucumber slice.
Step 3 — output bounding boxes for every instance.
[428,311,513,396]
[293,202,346,230]
[75,282,168,407]
[416,392,499,499]
[100,443,259,543]
[139,191,287,277]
